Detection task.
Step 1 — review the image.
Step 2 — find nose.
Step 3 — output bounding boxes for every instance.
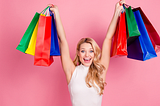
[85,51,89,57]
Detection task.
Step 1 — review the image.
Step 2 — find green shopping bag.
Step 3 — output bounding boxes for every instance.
[16,13,40,53]
[125,6,141,46]
[125,6,140,38]
[16,6,49,53]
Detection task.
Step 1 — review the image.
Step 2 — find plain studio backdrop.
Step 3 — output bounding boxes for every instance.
[0,0,160,106]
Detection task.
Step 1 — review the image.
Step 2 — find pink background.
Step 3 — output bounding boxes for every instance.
[1,0,160,106]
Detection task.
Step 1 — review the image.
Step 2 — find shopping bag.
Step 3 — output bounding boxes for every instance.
[16,6,50,53]
[134,7,160,53]
[16,12,40,53]
[25,14,46,56]
[125,6,140,38]
[25,20,39,55]
[127,10,157,61]
[34,14,54,66]
[127,38,143,60]
[111,12,128,57]
[50,11,61,56]
[125,5,141,47]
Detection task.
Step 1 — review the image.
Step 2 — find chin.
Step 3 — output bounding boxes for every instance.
[82,61,92,67]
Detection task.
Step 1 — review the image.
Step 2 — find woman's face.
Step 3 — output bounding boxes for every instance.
[78,43,94,67]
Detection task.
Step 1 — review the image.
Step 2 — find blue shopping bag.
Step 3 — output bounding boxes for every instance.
[127,10,157,61]
[49,9,61,56]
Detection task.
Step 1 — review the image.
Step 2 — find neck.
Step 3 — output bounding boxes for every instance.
[80,64,90,70]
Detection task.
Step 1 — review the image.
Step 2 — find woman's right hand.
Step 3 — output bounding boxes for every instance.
[48,4,60,18]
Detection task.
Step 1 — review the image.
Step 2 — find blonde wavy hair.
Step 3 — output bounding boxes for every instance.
[73,38,106,95]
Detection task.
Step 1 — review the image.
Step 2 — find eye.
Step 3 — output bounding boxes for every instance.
[90,50,94,53]
[81,50,85,53]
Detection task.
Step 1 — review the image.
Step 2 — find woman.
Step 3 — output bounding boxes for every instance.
[49,0,125,106]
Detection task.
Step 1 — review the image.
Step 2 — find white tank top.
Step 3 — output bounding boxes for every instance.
[68,64,103,106]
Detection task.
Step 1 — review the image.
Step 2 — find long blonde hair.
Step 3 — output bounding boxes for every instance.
[73,38,106,95]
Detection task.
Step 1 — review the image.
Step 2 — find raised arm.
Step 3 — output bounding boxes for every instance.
[100,0,125,79]
[49,5,75,84]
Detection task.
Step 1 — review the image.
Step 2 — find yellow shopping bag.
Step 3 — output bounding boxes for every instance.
[25,20,39,56]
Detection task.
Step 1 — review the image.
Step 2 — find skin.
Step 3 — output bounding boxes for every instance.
[78,43,95,67]
[48,0,125,84]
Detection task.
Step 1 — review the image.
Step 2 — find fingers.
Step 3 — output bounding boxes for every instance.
[47,5,59,15]
[47,4,54,7]
[119,0,125,6]
[119,0,122,6]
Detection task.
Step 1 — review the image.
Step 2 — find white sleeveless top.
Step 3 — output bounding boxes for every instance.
[68,64,102,106]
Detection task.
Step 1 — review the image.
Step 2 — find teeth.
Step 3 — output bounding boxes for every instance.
[84,58,91,60]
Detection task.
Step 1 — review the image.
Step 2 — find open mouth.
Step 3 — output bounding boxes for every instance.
[83,58,91,63]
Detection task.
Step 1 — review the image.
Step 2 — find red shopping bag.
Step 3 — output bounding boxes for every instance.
[34,14,54,66]
[135,7,160,53]
[111,12,128,57]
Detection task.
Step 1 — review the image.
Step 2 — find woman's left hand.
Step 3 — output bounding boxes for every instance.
[114,0,125,15]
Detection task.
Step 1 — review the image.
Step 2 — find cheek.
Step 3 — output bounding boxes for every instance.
[78,52,84,59]
[91,53,95,58]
